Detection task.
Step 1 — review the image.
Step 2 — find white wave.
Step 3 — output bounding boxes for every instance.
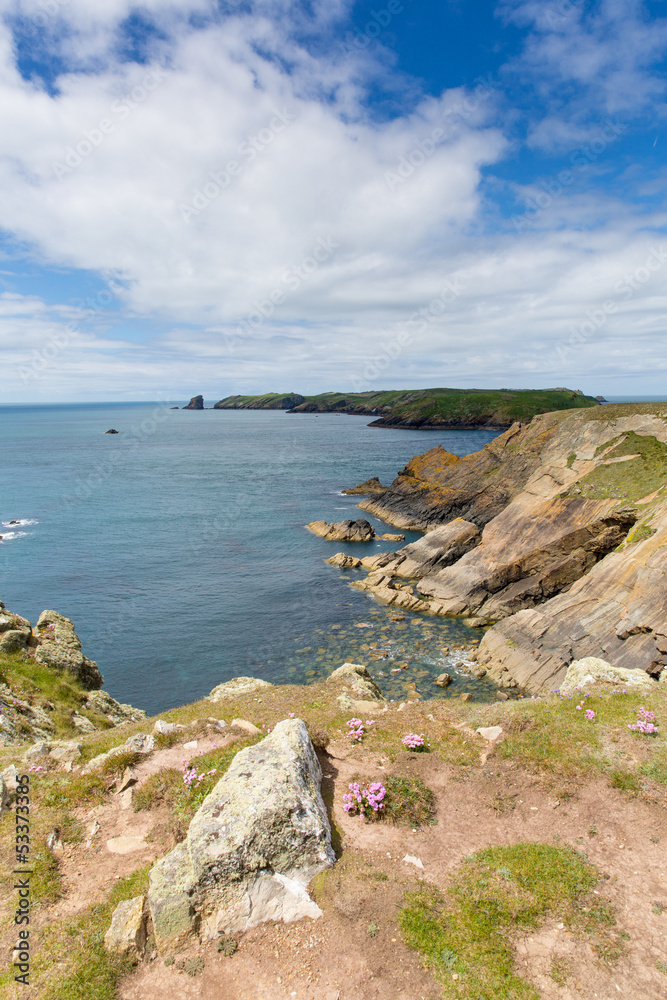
[0,531,29,542]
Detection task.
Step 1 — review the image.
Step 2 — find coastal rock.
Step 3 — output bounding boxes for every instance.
[0,629,30,654]
[380,533,405,541]
[208,677,273,701]
[434,673,452,688]
[183,395,204,410]
[230,718,261,736]
[327,662,384,702]
[105,429,119,434]
[147,719,334,951]
[154,719,187,736]
[34,610,103,690]
[307,519,375,542]
[49,740,82,764]
[0,683,55,745]
[341,477,389,495]
[72,712,97,733]
[104,897,146,962]
[325,553,362,569]
[84,690,147,725]
[559,658,656,696]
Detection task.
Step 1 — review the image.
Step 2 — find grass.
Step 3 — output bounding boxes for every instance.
[36,867,150,1000]
[399,843,619,1000]
[382,774,437,827]
[214,387,599,427]
[566,431,667,501]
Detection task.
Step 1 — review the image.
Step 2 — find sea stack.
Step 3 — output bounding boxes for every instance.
[183,395,204,410]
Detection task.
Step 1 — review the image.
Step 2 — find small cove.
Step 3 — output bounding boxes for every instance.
[1,403,499,713]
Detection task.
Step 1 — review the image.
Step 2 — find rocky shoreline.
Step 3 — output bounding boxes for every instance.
[331,403,667,695]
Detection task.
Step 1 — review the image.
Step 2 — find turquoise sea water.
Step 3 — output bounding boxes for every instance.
[0,403,499,714]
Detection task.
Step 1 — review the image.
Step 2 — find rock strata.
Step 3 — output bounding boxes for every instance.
[147,719,334,951]
[307,519,375,542]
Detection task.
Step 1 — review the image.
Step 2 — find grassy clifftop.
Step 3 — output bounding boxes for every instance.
[214,387,600,428]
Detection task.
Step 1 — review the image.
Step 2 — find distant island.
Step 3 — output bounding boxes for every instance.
[212,387,601,429]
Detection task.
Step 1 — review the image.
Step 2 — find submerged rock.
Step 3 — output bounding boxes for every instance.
[147,719,334,952]
[307,519,375,542]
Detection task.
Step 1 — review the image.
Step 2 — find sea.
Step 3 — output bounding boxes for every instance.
[0,396,656,714]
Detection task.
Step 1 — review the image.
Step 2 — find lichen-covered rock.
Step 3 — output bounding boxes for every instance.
[104,896,146,962]
[84,690,146,725]
[153,719,186,736]
[306,519,375,542]
[34,611,103,690]
[49,740,82,764]
[85,732,155,772]
[208,677,273,701]
[327,663,384,703]
[0,629,30,654]
[72,712,97,733]
[559,658,656,696]
[147,719,334,952]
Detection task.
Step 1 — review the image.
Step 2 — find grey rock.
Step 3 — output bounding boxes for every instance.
[0,777,9,813]
[49,741,82,764]
[23,741,51,765]
[72,712,97,733]
[153,719,187,736]
[229,719,261,736]
[208,677,273,701]
[34,610,103,690]
[148,719,334,952]
[0,629,29,653]
[559,657,656,696]
[327,663,384,703]
[104,896,147,962]
[84,690,146,725]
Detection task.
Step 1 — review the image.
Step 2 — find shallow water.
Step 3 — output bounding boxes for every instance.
[0,403,498,713]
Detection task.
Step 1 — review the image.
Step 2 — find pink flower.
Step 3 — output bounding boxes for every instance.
[584,709,595,721]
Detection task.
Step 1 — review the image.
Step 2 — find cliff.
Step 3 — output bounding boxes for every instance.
[213,387,599,428]
[351,403,667,694]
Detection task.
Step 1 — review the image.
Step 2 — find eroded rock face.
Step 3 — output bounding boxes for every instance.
[34,611,103,690]
[306,519,375,542]
[147,719,334,952]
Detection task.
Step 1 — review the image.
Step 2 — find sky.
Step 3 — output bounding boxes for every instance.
[1,0,666,402]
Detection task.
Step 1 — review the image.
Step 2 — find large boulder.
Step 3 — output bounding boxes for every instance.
[326,662,386,712]
[34,611,102,690]
[559,657,656,696]
[147,719,334,952]
[306,519,375,542]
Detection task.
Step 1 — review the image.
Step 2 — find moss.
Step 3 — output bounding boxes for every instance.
[567,453,577,468]
[399,843,620,999]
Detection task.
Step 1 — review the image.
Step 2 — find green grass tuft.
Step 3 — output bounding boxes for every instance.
[399,843,618,999]
[382,773,437,827]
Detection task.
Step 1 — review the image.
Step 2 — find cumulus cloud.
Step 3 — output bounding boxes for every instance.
[0,0,666,400]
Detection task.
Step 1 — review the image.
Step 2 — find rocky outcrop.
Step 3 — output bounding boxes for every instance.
[417,499,636,621]
[183,395,204,410]
[34,610,103,689]
[558,658,656,696]
[325,553,362,569]
[341,478,388,495]
[307,519,375,542]
[0,607,32,654]
[83,690,146,725]
[326,663,387,712]
[147,719,334,952]
[208,677,273,701]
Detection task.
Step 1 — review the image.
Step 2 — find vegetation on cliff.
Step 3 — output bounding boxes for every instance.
[213,387,599,428]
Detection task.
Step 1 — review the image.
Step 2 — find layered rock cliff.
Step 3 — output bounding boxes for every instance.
[350,404,667,693]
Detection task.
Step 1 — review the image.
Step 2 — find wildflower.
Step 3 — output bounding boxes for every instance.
[576,704,583,710]
[584,709,595,721]
[343,780,386,819]
[629,707,658,735]
[402,733,427,751]
[288,713,295,718]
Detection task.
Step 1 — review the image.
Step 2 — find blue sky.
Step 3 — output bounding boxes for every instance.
[1,0,666,401]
